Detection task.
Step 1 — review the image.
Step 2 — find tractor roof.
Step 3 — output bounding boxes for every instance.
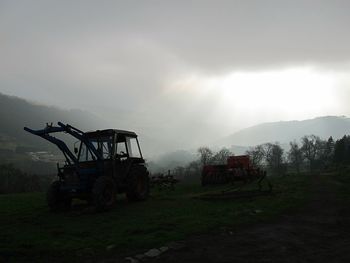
[85,129,137,138]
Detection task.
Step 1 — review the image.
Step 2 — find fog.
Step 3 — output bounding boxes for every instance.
[1,0,350,151]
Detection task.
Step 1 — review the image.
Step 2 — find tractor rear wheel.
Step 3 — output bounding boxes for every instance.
[47,181,71,211]
[126,166,150,201]
[92,176,116,211]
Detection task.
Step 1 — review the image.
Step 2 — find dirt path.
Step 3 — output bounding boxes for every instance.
[142,175,350,263]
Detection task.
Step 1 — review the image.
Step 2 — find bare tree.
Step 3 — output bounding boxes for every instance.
[185,160,201,178]
[246,145,265,167]
[324,136,335,168]
[265,143,285,175]
[197,147,213,166]
[247,143,285,175]
[300,135,320,171]
[212,147,232,164]
[288,141,303,173]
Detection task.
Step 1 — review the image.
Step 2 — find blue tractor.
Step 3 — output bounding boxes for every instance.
[24,122,149,211]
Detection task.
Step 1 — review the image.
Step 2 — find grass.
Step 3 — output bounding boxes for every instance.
[0,174,311,262]
[332,167,350,202]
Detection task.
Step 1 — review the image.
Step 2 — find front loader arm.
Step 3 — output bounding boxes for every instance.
[24,125,78,165]
[57,122,102,160]
[24,122,106,168]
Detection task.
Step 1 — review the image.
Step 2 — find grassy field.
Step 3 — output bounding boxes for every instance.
[333,167,350,205]
[0,175,310,262]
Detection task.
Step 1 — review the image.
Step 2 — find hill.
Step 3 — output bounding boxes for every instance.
[219,116,350,147]
[0,92,175,161]
[0,92,109,151]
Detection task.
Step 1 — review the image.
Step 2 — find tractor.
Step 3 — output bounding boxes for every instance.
[24,122,149,211]
[201,155,270,193]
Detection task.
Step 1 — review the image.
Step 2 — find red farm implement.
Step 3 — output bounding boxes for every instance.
[200,155,272,198]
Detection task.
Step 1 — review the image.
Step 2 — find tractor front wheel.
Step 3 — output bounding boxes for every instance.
[126,166,150,202]
[92,176,116,211]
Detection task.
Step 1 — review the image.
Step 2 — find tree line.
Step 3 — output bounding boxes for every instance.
[173,134,350,180]
[0,164,53,194]
[246,135,335,175]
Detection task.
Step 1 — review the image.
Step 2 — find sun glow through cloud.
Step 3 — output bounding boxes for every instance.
[169,67,340,131]
[218,68,337,114]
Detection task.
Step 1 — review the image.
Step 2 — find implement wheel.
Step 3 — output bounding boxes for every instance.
[126,166,150,201]
[92,176,116,211]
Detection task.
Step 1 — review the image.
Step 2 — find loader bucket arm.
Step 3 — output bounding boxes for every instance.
[57,122,102,161]
[24,123,104,164]
[24,126,78,165]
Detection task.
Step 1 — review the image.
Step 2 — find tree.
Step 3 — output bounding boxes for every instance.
[0,164,42,194]
[334,135,350,165]
[300,135,322,171]
[247,143,285,175]
[246,145,265,167]
[197,147,213,166]
[324,136,335,164]
[185,160,201,180]
[265,143,285,175]
[212,147,232,164]
[314,138,331,169]
[288,141,303,173]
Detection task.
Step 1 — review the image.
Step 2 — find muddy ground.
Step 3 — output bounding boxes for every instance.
[136,174,350,263]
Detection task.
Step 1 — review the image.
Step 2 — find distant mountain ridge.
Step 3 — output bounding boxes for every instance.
[219,116,350,147]
[0,92,175,157]
[0,92,108,150]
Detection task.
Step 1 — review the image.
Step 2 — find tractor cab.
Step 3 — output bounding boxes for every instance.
[76,129,144,162]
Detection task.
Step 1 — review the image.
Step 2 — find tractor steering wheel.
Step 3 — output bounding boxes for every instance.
[116,151,127,158]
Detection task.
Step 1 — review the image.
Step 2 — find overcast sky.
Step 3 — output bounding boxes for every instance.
[1,0,350,150]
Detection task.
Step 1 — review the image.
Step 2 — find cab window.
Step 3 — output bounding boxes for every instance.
[116,135,142,158]
[126,137,141,158]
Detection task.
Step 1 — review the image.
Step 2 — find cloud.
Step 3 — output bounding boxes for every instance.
[1,0,350,152]
[2,0,350,73]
